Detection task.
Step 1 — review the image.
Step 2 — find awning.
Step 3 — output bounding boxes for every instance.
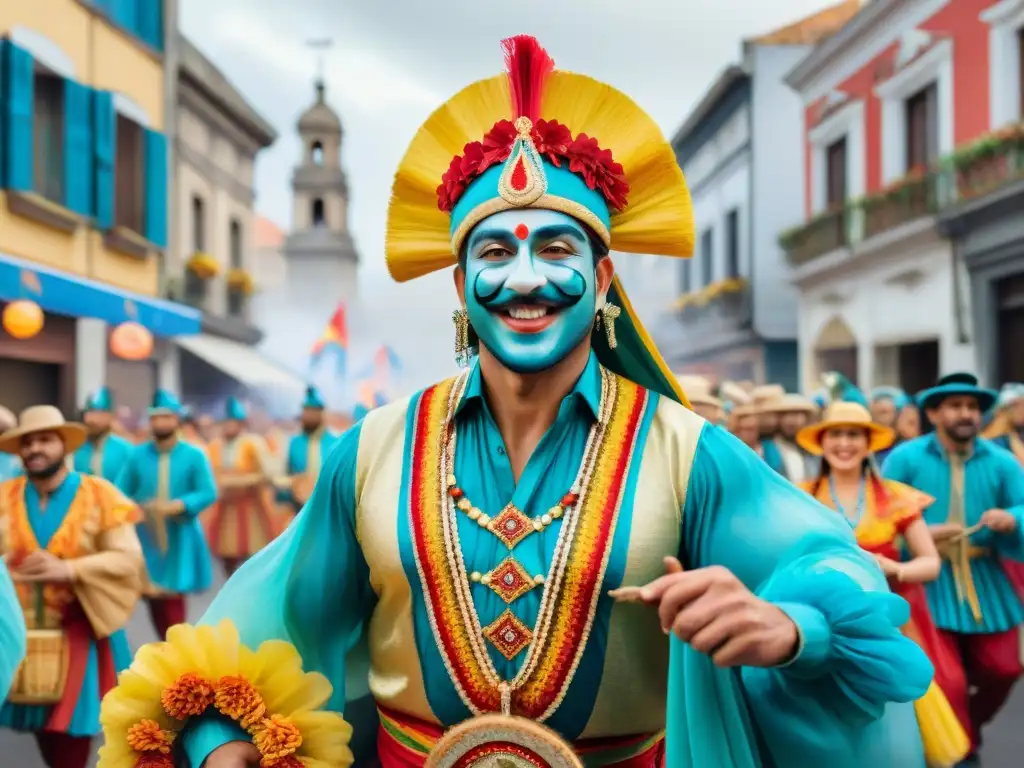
[0,251,200,336]
[174,333,306,393]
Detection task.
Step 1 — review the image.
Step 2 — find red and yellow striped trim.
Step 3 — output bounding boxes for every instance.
[408,372,648,719]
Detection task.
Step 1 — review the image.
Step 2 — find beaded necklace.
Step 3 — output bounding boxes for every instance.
[435,368,612,715]
[828,474,866,525]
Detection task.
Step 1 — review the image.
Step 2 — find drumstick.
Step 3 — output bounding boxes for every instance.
[609,556,684,603]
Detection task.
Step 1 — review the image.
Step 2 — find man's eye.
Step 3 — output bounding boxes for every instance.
[541,243,574,256]
[479,246,512,259]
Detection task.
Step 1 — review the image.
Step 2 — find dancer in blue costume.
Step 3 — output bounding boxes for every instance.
[117,390,217,640]
[73,387,135,482]
[102,36,931,768]
[883,372,1024,763]
[275,386,338,513]
[0,406,142,768]
[0,558,27,701]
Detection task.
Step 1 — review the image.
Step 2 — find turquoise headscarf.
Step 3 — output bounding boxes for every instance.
[149,389,183,416]
[225,396,248,422]
[84,386,114,412]
[302,386,326,410]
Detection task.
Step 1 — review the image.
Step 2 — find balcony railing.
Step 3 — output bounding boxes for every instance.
[781,124,1024,266]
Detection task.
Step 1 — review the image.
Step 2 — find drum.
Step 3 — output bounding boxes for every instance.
[8,628,69,705]
[291,474,315,506]
[425,714,582,768]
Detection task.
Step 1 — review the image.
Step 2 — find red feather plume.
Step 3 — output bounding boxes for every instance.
[501,35,555,122]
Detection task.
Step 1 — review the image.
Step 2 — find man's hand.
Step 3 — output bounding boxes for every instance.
[928,523,964,541]
[204,741,261,767]
[12,550,72,583]
[152,500,185,518]
[981,508,1018,534]
[615,557,799,668]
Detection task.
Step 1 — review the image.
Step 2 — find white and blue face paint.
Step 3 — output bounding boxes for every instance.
[463,209,602,373]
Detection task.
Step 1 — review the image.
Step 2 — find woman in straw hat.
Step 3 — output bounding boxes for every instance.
[0,406,144,768]
[101,36,931,768]
[797,401,970,766]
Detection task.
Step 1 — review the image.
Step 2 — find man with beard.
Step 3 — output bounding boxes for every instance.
[762,394,819,483]
[205,397,277,576]
[102,37,930,768]
[116,389,217,639]
[72,387,134,482]
[276,385,338,514]
[883,372,1024,763]
[0,406,142,767]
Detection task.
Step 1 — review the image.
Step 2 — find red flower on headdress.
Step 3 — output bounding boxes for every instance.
[566,133,629,211]
[531,119,572,167]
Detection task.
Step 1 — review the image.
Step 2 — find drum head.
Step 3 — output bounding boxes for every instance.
[424,714,582,768]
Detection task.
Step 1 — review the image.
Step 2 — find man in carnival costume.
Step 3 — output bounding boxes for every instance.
[100,37,931,768]
[883,372,1024,762]
[204,397,277,576]
[116,390,218,640]
[274,385,338,514]
[74,387,136,483]
[0,406,143,768]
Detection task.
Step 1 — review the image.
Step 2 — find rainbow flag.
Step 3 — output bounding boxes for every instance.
[309,302,349,377]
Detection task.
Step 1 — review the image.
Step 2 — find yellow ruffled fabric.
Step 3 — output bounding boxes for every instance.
[98,620,353,767]
[914,680,970,767]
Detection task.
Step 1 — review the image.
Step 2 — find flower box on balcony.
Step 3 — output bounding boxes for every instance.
[186,252,220,280]
[779,207,847,266]
[951,124,1024,200]
[226,268,256,296]
[861,171,933,240]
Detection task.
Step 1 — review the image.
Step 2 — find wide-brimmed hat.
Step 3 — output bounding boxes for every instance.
[916,372,998,412]
[760,393,817,415]
[751,384,785,405]
[0,405,87,454]
[676,375,722,409]
[796,401,895,456]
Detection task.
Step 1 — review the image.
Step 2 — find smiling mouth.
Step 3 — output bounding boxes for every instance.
[492,302,563,333]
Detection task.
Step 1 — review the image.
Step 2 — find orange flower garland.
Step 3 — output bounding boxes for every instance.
[123,673,308,768]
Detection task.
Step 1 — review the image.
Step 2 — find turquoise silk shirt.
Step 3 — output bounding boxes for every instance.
[882,434,1024,633]
[0,559,26,702]
[116,440,217,594]
[182,355,931,768]
[73,432,135,482]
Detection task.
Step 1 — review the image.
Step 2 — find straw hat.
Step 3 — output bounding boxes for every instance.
[0,405,87,455]
[760,393,818,415]
[752,384,785,405]
[796,401,895,456]
[676,375,722,408]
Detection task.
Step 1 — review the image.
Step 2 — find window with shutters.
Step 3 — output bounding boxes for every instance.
[904,83,938,171]
[32,71,64,204]
[825,138,847,206]
[114,114,144,233]
[192,196,205,251]
[724,208,740,279]
[229,219,243,269]
[700,228,714,287]
[680,260,692,294]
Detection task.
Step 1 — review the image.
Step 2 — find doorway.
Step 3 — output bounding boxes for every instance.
[0,359,60,415]
[997,272,1024,383]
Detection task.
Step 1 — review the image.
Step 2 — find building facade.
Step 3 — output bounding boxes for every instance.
[0,0,198,417]
[653,2,861,391]
[165,34,303,407]
[783,0,1007,393]
[937,0,1024,385]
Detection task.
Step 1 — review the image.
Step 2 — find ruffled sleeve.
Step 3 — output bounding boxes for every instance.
[666,424,933,768]
[0,558,26,702]
[882,479,932,534]
[68,477,144,639]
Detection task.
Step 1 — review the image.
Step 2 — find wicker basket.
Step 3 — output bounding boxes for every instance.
[7,628,69,705]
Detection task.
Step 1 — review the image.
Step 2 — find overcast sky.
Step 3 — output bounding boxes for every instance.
[179,0,840,391]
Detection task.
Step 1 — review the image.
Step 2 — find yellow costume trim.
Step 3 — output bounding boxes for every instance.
[98,620,352,768]
[385,70,693,282]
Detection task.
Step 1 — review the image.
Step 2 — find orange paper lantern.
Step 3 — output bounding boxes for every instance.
[2,300,44,339]
[110,321,153,361]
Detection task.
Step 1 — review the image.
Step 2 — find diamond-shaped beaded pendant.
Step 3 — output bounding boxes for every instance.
[483,609,534,660]
[489,505,534,549]
[482,558,542,604]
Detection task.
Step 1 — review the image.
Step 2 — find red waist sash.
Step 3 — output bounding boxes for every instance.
[376,705,665,767]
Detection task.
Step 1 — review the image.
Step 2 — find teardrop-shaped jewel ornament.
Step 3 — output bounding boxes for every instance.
[498,117,547,207]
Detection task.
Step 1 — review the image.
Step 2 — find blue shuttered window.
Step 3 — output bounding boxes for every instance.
[92,90,116,230]
[111,0,138,35]
[144,128,167,247]
[3,41,34,193]
[137,0,164,51]
[63,80,93,215]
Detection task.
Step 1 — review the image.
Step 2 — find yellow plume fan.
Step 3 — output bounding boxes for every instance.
[386,69,694,283]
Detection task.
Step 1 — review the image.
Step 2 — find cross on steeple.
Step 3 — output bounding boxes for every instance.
[306,37,333,98]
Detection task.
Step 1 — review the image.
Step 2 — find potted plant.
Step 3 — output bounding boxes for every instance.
[226,268,256,296]
[186,252,220,280]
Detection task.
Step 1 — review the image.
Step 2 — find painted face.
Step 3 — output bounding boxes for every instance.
[463,209,601,373]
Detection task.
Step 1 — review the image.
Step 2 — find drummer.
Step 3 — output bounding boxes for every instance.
[278,386,338,514]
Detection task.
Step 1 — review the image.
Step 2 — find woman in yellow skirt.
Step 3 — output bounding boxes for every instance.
[797,400,970,766]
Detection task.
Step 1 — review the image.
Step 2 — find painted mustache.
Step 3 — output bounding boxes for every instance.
[473,264,586,311]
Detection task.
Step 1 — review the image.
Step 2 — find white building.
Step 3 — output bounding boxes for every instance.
[652,2,862,390]
[782,0,985,394]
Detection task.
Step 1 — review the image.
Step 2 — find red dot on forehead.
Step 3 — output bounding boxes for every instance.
[514,223,529,240]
